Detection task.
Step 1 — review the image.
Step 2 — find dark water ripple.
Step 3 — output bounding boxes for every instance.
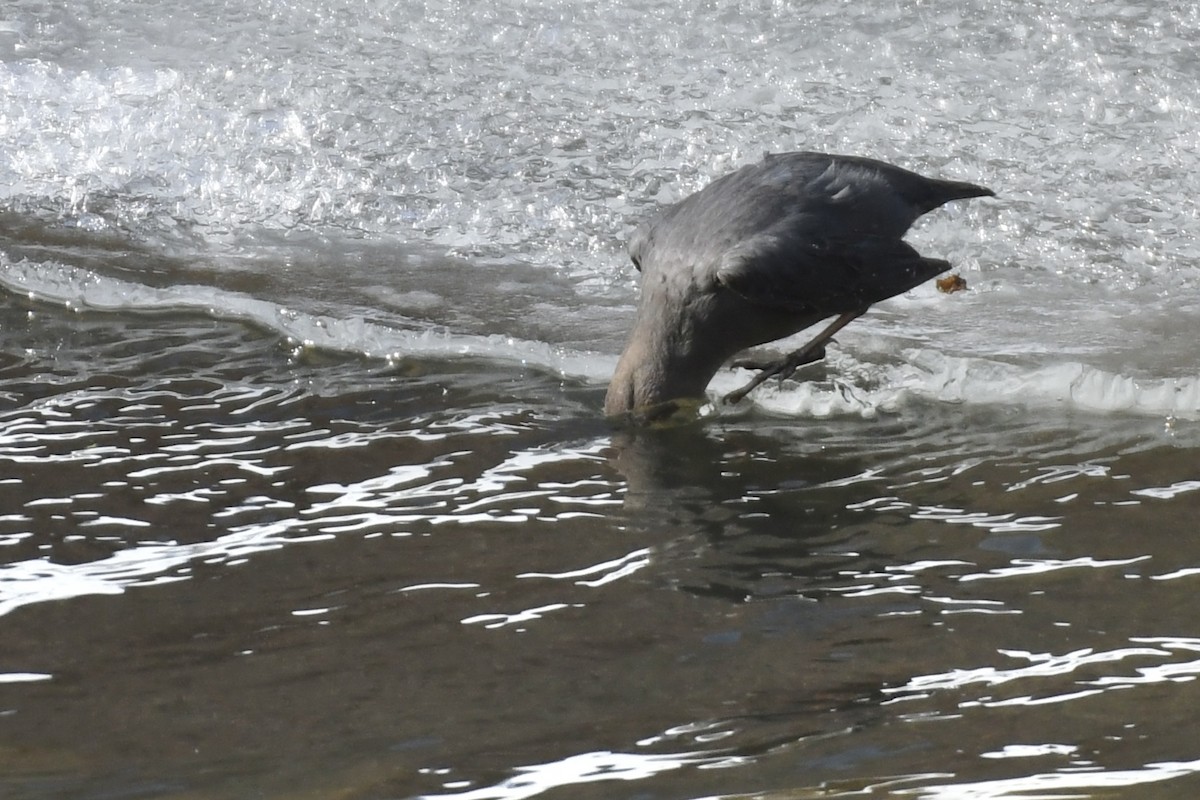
[2,299,1200,800]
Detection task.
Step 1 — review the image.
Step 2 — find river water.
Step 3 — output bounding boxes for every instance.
[2,1,1199,798]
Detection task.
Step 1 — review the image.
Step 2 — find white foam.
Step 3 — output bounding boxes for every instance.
[713,347,1200,421]
[2,0,1199,408]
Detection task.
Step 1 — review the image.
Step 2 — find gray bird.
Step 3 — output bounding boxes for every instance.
[604,152,994,418]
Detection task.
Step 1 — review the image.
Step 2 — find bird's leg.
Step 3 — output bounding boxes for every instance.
[723,307,868,405]
[729,345,827,372]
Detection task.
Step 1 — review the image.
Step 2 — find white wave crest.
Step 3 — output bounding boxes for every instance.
[714,348,1199,420]
[0,257,613,383]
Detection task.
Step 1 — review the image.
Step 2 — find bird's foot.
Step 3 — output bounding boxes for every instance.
[723,344,827,405]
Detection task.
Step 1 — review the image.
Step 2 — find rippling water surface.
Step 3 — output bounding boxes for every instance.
[2,1,1200,798]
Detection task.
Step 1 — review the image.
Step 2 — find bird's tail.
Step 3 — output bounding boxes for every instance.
[918,177,995,213]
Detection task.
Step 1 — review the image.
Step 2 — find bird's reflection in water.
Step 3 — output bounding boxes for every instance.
[604,412,888,603]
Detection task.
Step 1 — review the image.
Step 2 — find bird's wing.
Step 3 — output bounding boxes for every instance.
[714,225,951,315]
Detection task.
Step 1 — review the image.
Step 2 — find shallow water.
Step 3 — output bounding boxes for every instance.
[2,1,1200,798]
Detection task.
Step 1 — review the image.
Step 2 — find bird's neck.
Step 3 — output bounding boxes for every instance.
[604,297,728,417]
